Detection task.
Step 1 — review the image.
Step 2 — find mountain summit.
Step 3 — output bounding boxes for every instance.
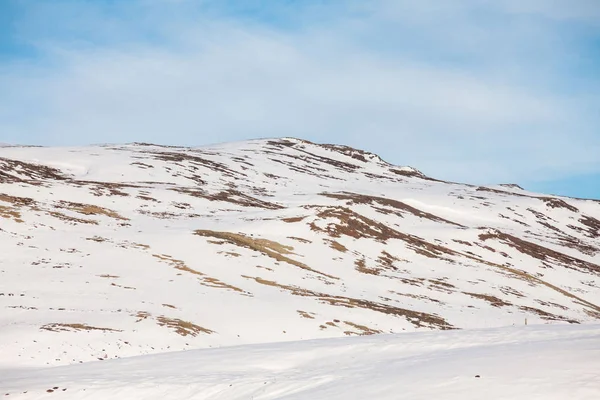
[1,138,599,367]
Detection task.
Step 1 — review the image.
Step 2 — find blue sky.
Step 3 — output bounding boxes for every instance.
[0,0,599,199]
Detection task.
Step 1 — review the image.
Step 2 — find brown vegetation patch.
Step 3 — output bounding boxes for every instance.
[540,197,579,212]
[48,210,99,225]
[137,195,160,202]
[579,216,600,238]
[389,168,439,181]
[150,150,244,179]
[282,216,306,223]
[86,236,109,243]
[55,201,128,220]
[195,230,338,280]
[556,235,599,256]
[135,311,152,322]
[309,206,458,260]
[343,321,382,336]
[173,188,284,210]
[389,291,444,304]
[0,193,37,207]
[452,239,472,246]
[0,205,23,223]
[156,316,214,336]
[319,142,382,163]
[321,192,464,227]
[325,239,348,252]
[463,292,512,307]
[498,286,525,298]
[355,258,381,275]
[378,251,405,270]
[153,254,246,293]
[0,158,68,184]
[110,283,136,290]
[297,310,316,319]
[478,230,600,275]
[287,236,312,243]
[41,323,121,332]
[518,306,578,323]
[243,276,454,330]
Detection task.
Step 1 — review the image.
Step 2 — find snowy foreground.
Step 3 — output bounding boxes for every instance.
[2,324,599,399]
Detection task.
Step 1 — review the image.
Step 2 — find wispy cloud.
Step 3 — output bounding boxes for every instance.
[0,0,598,188]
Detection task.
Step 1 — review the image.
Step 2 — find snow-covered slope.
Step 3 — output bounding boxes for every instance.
[1,138,599,368]
[2,324,600,399]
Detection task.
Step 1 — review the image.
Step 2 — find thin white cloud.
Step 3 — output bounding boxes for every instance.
[0,0,598,185]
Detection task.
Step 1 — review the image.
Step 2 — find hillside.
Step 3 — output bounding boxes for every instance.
[1,137,599,368]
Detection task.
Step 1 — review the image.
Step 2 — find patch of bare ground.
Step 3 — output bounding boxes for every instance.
[156,316,214,336]
[535,299,569,310]
[134,311,152,322]
[463,292,512,307]
[389,291,445,304]
[152,254,246,293]
[70,181,134,197]
[41,323,121,332]
[478,230,600,275]
[0,158,68,185]
[282,216,306,223]
[97,274,119,278]
[343,321,382,336]
[355,258,381,275]
[452,239,472,246]
[131,161,154,169]
[287,236,312,243]
[149,150,245,179]
[0,205,23,223]
[321,192,464,227]
[86,236,109,243]
[389,168,441,182]
[475,186,525,197]
[0,193,37,207]
[47,211,99,225]
[243,276,454,330]
[195,230,338,280]
[266,139,362,173]
[378,251,406,270]
[55,201,128,220]
[498,286,525,298]
[138,210,187,219]
[455,231,600,316]
[162,304,177,309]
[499,183,524,190]
[137,194,160,202]
[556,235,599,256]
[173,188,284,210]
[428,279,456,293]
[110,282,136,290]
[540,197,579,212]
[584,309,600,319]
[324,239,348,252]
[308,206,458,260]
[518,306,578,323]
[578,216,600,238]
[297,310,316,319]
[219,251,241,257]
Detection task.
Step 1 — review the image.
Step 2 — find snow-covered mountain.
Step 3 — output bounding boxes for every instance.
[1,137,599,368]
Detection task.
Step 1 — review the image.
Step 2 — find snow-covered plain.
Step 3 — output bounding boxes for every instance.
[1,137,599,397]
[2,324,599,399]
